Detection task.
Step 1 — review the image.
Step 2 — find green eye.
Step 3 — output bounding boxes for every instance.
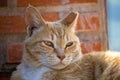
[66,42,73,48]
[44,41,54,48]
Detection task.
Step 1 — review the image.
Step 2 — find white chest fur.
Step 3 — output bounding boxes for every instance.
[21,66,51,80]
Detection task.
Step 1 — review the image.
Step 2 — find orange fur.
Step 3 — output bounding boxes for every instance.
[11,6,120,80]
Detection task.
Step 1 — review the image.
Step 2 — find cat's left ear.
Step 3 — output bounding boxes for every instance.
[61,12,79,32]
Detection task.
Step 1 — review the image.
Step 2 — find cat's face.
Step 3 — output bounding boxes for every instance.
[24,6,82,70]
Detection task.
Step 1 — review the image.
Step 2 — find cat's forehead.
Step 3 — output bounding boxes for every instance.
[46,22,67,34]
[46,22,65,28]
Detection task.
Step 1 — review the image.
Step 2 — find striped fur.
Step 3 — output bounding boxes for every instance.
[11,6,120,80]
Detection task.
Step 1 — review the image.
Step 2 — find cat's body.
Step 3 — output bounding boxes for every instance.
[11,51,120,80]
[11,5,120,80]
[45,51,120,80]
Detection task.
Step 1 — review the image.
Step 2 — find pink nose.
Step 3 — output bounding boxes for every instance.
[57,54,65,60]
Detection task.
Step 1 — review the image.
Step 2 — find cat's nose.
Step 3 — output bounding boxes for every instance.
[57,54,65,60]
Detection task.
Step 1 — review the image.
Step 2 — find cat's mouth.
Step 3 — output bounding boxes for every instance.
[43,55,73,70]
[49,61,71,70]
[55,62,66,66]
[51,63,68,70]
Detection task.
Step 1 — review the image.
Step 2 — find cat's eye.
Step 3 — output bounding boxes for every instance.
[43,41,54,48]
[65,42,73,48]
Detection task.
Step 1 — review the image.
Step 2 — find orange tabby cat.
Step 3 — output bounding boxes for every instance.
[11,5,120,80]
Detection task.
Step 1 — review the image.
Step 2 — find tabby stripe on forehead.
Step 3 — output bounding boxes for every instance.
[50,33,54,40]
[65,34,69,41]
[59,28,65,39]
[53,27,60,38]
[62,29,66,40]
[61,28,65,39]
[50,27,58,40]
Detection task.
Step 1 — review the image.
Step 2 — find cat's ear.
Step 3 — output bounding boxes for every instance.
[25,5,45,37]
[61,12,79,32]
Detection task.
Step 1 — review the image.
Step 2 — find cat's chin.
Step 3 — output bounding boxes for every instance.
[49,63,69,70]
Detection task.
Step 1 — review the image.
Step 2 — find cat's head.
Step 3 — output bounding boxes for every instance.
[24,5,82,70]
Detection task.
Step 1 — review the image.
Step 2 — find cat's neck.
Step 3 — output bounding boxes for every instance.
[19,62,52,80]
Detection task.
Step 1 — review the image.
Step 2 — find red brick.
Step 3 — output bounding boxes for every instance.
[69,0,97,3]
[0,16,26,34]
[0,0,7,7]
[7,43,24,63]
[41,12,59,21]
[17,0,97,7]
[81,41,101,54]
[17,0,61,7]
[76,13,100,31]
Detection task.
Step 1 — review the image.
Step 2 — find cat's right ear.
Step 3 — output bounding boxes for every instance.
[25,5,45,37]
[61,12,79,33]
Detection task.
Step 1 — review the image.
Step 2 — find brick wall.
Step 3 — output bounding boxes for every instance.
[0,0,108,72]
